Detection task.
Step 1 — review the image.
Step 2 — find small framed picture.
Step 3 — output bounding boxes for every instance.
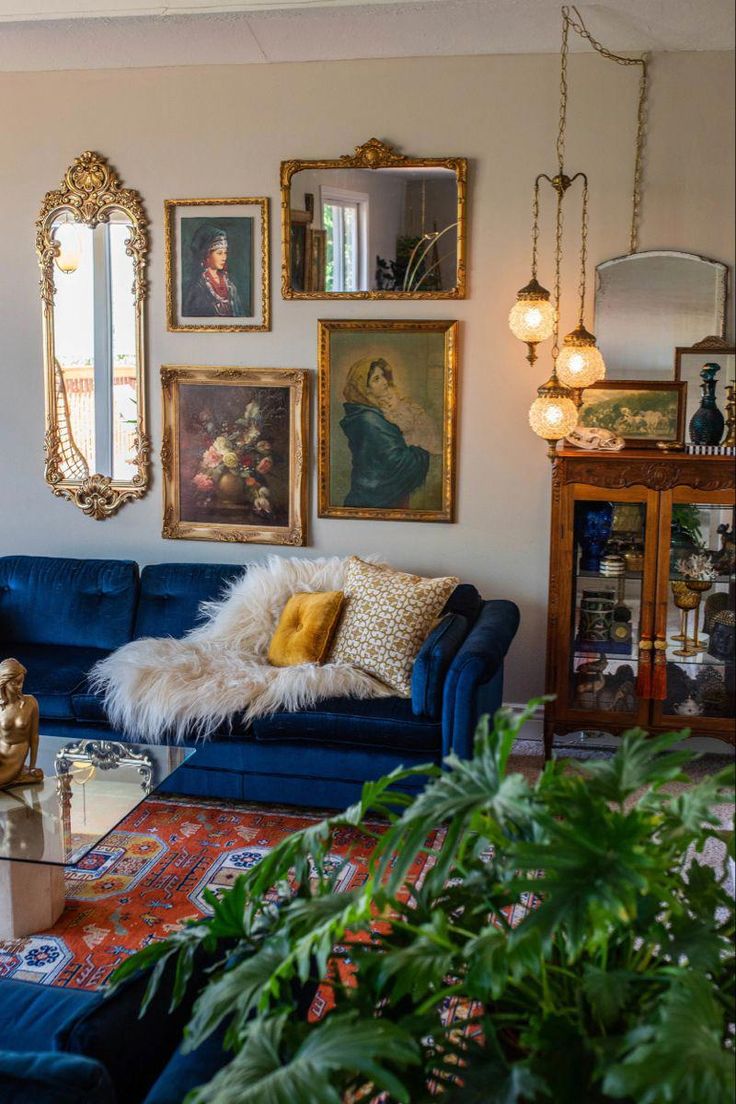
[578,380,686,449]
[318,319,457,522]
[165,198,270,332]
[160,366,308,545]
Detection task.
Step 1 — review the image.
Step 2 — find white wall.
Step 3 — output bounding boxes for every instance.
[0,50,733,705]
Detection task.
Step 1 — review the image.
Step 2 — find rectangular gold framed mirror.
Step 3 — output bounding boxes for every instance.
[281,138,467,300]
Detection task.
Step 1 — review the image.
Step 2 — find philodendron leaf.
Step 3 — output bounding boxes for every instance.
[603,973,735,1104]
[580,728,692,803]
[183,937,290,1052]
[582,965,633,1027]
[185,1012,418,1104]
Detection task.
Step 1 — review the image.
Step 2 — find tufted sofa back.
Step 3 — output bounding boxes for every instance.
[0,556,139,651]
[134,562,245,640]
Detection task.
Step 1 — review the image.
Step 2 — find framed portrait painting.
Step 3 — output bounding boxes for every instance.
[160,366,308,545]
[165,198,270,332]
[318,319,458,521]
[578,380,686,449]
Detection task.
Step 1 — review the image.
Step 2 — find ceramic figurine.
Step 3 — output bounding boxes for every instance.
[566,426,625,451]
[574,656,607,709]
[707,611,735,662]
[713,523,735,575]
[689,363,725,445]
[0,658,43,790]
[673,696,703,717]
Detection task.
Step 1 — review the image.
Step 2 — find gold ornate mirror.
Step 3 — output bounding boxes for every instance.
[36,152,150,519]
[281,138,467,299]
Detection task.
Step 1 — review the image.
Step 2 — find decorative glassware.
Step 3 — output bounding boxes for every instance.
[688,363,725,445]
[670,581,701,657]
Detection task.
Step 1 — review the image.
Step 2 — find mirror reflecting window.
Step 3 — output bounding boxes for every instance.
[37,153,150,518]
[281,139,466,299]
[594,250,728,379]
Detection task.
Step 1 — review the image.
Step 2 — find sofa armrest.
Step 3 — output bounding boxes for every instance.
[441,599,520,760]
[0,1050,115,1104]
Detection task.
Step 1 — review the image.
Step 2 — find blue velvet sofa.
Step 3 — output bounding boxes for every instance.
[0,554,520,807]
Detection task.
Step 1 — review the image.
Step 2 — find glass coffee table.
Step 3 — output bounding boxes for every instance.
[0,735,193,940]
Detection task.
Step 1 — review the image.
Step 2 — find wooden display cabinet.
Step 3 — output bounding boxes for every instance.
[544,449,735,757]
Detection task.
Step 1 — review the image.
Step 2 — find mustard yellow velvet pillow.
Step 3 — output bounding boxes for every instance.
[268,591,345,668]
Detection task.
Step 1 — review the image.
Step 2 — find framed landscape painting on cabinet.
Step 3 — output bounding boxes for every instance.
[318,319,457,522]
[165,198,270,331]
[160,366,308,545]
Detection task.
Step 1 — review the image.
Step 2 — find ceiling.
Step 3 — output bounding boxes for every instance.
[0,0,732,72]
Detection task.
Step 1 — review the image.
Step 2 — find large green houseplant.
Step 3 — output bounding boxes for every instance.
[112,703,735,1103]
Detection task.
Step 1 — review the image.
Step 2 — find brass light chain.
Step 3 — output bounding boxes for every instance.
[556,11,571,177]
[530,176,542,279]
[578,173,589,326]
[564,4,649,253]
[552,184,564,363]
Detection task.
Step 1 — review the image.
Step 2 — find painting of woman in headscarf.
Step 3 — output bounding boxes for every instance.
[318,321,457,522]
[165,199,270,332]
[181,217,252,318]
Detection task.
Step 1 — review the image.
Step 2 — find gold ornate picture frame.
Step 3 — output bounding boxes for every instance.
[318,319,458,522]
[161,366,308,546]
[36,151,151,519]
[281,138,467,300]
[165,198,270,332]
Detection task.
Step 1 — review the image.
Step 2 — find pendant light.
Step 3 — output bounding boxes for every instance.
[53,215,82,275]
[511,5,649,458]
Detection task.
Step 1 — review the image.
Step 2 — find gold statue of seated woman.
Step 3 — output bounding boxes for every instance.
[0,658,44,790]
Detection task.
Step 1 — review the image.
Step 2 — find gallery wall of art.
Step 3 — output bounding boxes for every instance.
[0,48,733,704]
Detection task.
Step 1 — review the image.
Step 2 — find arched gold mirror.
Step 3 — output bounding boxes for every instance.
[36,152,150,519]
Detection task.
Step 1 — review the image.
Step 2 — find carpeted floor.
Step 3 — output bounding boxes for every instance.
[0,796,438,991]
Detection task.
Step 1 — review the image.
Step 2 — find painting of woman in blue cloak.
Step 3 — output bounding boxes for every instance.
[319,320,457,522]
[340,355,443,509]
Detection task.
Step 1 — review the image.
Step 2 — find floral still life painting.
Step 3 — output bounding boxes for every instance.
[161,366,308,545]
[165,198,270,332]
[578,380,686,448]
[318,319,457,521]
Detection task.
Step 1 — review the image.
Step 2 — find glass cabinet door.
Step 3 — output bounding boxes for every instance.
[654,491,735,738]
[560,487,659,726]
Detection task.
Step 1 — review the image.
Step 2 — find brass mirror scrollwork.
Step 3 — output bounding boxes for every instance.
[281,138,467,299]
[36,152,150,519]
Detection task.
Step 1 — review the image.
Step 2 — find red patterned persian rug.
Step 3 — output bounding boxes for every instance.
[0,795,437,992]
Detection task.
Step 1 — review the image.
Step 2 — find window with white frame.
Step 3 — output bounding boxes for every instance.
[321,187,369,292]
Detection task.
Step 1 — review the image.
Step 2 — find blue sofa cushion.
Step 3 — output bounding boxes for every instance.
[411,612,469,720]
[134,563,244,640]
[0,1050,115,1104]
[0,556,138,651]
[10,644,110,721]
[252,696,441,752]
[143,1025,228,1104]
[444,583,482,623]
[0,981,98,1058]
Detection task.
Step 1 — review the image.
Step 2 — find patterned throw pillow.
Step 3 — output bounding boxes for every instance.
[330,557,459,696]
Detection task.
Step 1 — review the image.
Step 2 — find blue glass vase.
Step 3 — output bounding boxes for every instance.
[689,363,725,445]
[575,502,614,572]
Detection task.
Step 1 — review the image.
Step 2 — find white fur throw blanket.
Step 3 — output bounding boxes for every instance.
[90,556,393,743]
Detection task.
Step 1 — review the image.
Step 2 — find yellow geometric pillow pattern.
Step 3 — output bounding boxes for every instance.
[268,590,345,668]
[329,557,459,696]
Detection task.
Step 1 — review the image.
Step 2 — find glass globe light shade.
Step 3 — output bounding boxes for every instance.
[528,377,579,441]
[53,220,82,275]
[556,324,606,388]
[508,277,555,343]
